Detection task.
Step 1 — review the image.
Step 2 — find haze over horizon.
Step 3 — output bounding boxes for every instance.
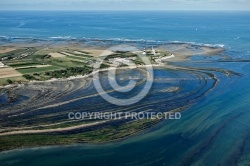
[0,0,250,11]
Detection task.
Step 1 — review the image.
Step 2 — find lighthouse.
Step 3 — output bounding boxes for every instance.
[143,48,146,55]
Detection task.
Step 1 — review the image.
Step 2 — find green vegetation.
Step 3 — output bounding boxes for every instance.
[23,74,36,80]
[65,55,86,61]
[0,119,159,152]
[34,54,51,59]
[45,67,92,78]
[100,64,110,69]
[41,58,85,68]
[6,79,13,84]
[0,48,98,86]
[0,48,37,59]
[115,51,129,54]
[133,59,144,65]
[8,62,40,68]
[0,76,28,86]
[76,50,92,54]
[63,51,92,58]
[1,47,163,86]
[0,49,27,58]
[17,66,61,74]
[107,52,137,59]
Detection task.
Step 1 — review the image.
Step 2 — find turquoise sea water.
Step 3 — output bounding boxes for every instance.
[0,11,250,165]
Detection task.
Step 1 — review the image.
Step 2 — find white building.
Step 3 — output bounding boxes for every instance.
[0,62,5,68]
[142,48,146,55]
[151,47,156,55]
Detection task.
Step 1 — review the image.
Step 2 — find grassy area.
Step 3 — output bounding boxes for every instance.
[65,55,86,61]
[4,59,34,64]
[41,58,86,68]
[107,52,137,59]
[17,66,61,74]
[0,49,27,58]
[0,76,28,86]
[8,62,41,68]
[1,48,37,60]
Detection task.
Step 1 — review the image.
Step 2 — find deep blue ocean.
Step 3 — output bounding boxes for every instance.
[0,11,250,166]
[0,11,250,51]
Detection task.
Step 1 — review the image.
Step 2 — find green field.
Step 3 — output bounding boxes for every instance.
[0,49,27,58]
[65,55,86,61]
[0,48,37,59]
[43,58,86,68]
[8,62,41,68]
[17,66,61,74]
[1,47,122,86]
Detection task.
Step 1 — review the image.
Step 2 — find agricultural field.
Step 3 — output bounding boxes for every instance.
[0,67,22,79]
[0,46,167,86]
[17,66,61,74]
[0,47,98,85]
[0,47,37,60]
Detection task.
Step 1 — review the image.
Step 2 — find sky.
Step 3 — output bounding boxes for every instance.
[0,0,250,11]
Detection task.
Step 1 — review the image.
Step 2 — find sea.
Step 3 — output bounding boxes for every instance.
[0,11,250,166]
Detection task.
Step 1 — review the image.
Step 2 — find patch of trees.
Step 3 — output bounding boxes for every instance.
[6,79,13,84]
[23,74,36,80]
[45,67,92,78]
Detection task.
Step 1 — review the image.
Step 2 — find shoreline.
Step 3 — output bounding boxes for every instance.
[0,42,227,153]
[0,64,165,89]
[0,42,225,88]
[0,36,226,49]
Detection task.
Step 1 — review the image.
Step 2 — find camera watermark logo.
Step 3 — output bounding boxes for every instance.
[93,45,154,106]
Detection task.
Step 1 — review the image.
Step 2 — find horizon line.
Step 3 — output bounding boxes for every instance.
[1,9,250,12]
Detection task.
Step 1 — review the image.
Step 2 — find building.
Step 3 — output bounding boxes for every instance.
[142,48,146,55]
[0,62,6,68]
[1,57,8,61]
[151,47,156,55]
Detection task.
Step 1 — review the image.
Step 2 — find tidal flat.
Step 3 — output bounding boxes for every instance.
[0,42,241,152]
